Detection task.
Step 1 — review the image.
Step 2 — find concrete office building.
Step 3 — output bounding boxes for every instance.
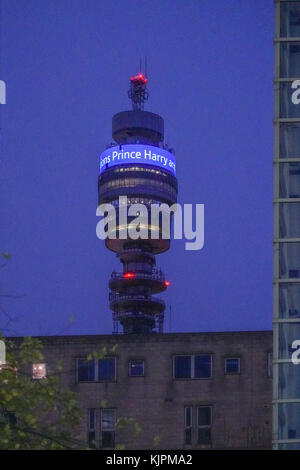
[25,331,272,449]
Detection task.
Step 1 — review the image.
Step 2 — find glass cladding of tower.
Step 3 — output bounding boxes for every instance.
[274,0,300,450]
[98,74,178,335]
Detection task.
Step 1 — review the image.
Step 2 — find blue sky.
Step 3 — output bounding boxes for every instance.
[0,0,273,336]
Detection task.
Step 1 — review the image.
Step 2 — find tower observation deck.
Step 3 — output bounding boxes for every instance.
[98,74,178,334]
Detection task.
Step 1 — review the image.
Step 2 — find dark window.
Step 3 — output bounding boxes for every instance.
[101,409,116,449]
[174,356,191,378]
[198,407,211,426]
[77,359,95,382]
[174,355,212,379]
[184,407,192,445]
[88,409,96,449]
[129,360,144,377]
[197,406,212,445]
[280,43,300,77]
[102,431,115,448]
[281,2,300,38]
[288,429,297,439]
[88,431,96,449]
[280,123,300,158]
[198,428,211,445]
[184,406,212,446]
[194,355,212,378]
[225,358,240,374]
[184,428,192,445]
[98,358,115,381]
[89,409,95,430]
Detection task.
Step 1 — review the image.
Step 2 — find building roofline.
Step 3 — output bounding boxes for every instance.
[5,329,273,344]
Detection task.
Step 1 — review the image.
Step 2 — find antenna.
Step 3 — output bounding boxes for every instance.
[128,71,149,111]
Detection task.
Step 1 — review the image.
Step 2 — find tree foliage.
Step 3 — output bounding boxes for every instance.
[0,335,82,450]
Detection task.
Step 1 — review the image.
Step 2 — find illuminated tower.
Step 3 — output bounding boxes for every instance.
[98,74,178,334]
[273,0,300,450]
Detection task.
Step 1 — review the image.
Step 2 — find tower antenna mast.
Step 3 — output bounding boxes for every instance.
[128,70,149,111]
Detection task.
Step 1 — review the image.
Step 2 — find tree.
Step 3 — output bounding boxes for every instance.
[0,337,145,450]
[0,335,83,450]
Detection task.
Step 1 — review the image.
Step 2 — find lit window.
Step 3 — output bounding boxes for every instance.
[225,358,240,374]
[197,406,212,445]
[174,355,212,379]
[101,409,116,448]
[129,360,144,377]
[32,363,47,380]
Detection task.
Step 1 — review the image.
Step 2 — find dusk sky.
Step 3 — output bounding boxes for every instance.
[0,0,273,336]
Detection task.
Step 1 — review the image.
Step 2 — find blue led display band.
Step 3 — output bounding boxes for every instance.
[100,144,176,176]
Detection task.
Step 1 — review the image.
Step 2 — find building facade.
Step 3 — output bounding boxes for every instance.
[28,331,272,450]
[274,0,300,450]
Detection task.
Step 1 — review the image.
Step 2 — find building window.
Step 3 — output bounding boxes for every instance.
[174,356,191,378]
[32,363,47,380]
[194,355,212,378]
[183,406,212,446]
[197,406,212,445]
[101,409,116,449]
[174,355,212,379]
[88,409,96,449]
[129,360,144,377]
[280,42,300,78]
[280,2,300,38]
[76,358,116,382]
[77,359,95,382]
[280,123,300,158]
[184,407,192,445]
[225,358,240,374]
[98,358,116,381]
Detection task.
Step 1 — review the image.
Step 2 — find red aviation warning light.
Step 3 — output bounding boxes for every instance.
[164,281,170,287]
[129,73,148,85]
[128,72,149,110]
[124,272,135,278]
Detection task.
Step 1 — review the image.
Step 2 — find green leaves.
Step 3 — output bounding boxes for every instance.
[0,335,81,449]
[86,344,117,361]
[116,416,142,437]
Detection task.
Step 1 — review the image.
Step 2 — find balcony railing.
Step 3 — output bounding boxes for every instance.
[110,268,165,283]
[109,292,165,308]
